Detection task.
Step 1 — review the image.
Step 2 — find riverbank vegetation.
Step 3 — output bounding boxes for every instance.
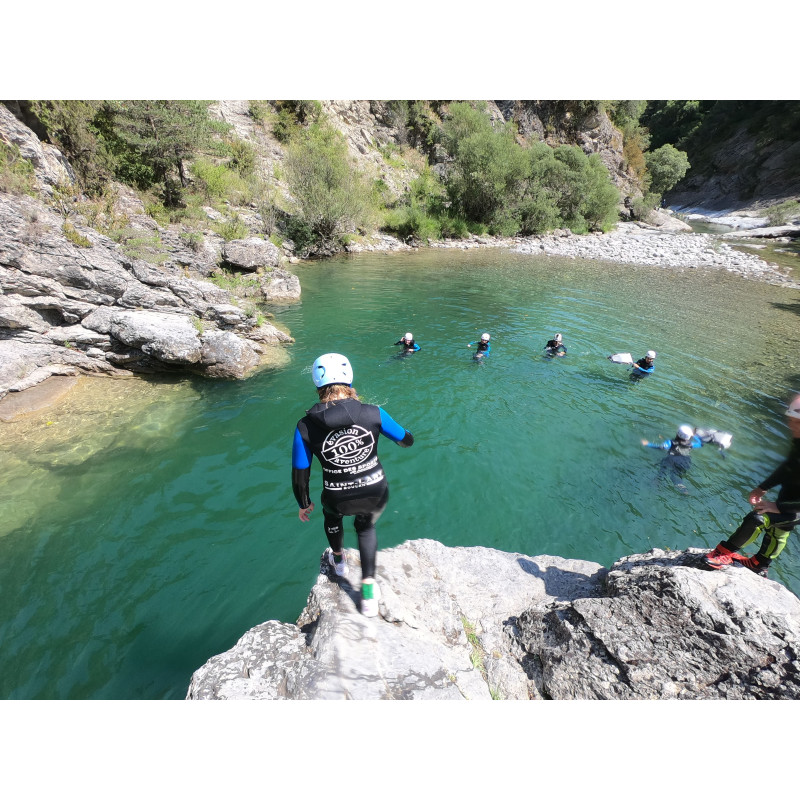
[3,99,699,256]
[641,100,800,201]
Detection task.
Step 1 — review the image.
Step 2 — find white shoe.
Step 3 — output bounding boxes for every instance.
[360,580,380,617]
[328,549,348,578]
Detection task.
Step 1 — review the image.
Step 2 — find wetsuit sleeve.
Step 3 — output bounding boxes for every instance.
[758,461,791,493]
[291,426,312,508]
[379,407,414,447]
[647,440,670,450]
[691,436,703,449]
[413,343,420,351]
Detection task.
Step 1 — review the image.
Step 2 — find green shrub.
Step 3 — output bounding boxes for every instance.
[62,221,92,247]
[630,192,660,222]
[283,216,316,252]
[181,231,205,252]
[226,138,256,177]
[645,144,691,196]
[284,121,380,244]
[382,206,441,241]
[765,199,800,226]
[191,159,251,204]
[0,141,37,195]
[212,215,249,241]
[248,101,270,124]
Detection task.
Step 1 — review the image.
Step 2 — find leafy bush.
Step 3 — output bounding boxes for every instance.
[441,102,528,225]
[629,192,661,222]
[382,206,442,241]
[284,122,379,245]
[0,140,37,195]
[180,231,205,252]
[26,100,113,195]
[190,158,251,204]
[226,138,256,177]
[765,199,800,226]
[62,221,92,247]
[212,215,249,241]
[645,144,691,196]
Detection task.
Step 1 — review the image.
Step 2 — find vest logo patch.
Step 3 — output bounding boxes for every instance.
[322,426,375,467]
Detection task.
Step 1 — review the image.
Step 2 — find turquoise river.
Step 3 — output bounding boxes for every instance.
[1,247,799,699]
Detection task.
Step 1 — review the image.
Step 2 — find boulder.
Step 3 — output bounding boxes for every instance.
[260,268,301,302]
[186,542,800,700]
[109,310,202,364]
[222,237,282,271]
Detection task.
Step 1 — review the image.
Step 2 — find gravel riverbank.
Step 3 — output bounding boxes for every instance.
[348,221,799,289]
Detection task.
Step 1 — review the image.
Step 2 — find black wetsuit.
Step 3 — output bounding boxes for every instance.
[394,338,420,354]
[292,398,413,578]
[726,437,800,561]
[544,340,567,356]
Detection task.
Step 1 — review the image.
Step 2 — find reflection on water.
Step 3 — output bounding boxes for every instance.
[2,248,800,699]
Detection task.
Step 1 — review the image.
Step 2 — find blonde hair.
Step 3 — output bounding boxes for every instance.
[317,384,359,403]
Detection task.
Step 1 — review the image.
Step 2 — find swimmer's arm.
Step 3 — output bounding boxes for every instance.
[379,408,414,447]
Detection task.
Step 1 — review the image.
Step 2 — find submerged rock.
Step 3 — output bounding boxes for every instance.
[186,541,800,700]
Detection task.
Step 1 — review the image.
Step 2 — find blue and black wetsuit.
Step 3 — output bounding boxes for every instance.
[394,338,420,354]
[632,357,654,376]
[544,340,567,357]
[646,435,702,485]
[469,340,491,358]
[292,397,414,579]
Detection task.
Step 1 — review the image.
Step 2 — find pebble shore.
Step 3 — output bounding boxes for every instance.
[346,222,800,289]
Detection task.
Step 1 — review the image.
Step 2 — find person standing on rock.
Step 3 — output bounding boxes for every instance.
[704,394,800,578]
[291,353,415,617]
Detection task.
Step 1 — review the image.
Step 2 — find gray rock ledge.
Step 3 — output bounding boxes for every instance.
[186,540,800,700]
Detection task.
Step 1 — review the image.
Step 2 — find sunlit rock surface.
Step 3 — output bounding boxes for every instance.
[186,540,800,700]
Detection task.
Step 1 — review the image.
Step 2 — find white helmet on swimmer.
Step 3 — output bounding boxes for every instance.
[405,332,413,340]
[311,353,353,388]
[677,424,694,441]
[646,350,656,359]
[481,333,490,341]
[554,333,562,342]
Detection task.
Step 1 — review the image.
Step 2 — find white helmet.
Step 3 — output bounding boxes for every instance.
[481,333,490,341]
[554,333,562,342]
[311,353,353,388]
[405,332,413,340]
[677,425,694,441]
[646,350,656,359]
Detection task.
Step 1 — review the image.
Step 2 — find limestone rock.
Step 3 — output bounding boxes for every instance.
[186,543,800,701]
[222,237,282,271]
[0,103,75,193]
[259,268,301,302]
[109,310,202,364]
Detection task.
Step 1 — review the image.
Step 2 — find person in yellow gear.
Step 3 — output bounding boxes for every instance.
[704,394,800,578]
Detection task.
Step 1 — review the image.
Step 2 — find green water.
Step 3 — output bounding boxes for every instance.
[2,248,800,699]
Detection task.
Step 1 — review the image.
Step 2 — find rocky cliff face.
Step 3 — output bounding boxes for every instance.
[186,540,800,700]
[0,103,300,409]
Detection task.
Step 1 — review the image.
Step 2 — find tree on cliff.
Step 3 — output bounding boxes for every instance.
[96,101,227,206]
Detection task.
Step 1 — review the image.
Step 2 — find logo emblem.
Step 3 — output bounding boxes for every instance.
[322,426,375,467]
